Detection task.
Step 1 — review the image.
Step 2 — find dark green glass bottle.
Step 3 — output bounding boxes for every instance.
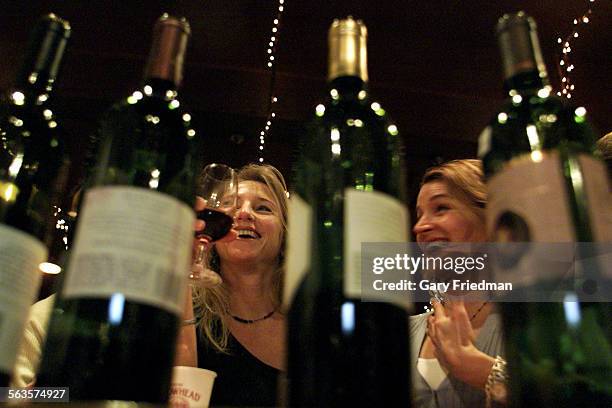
[286,17,411,407]
[479,12,612,407]
[0,13,71,387]
[37,15,197,403]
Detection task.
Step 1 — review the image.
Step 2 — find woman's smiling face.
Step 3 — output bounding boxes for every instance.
[215,181,283,267]
[413,180,486,244]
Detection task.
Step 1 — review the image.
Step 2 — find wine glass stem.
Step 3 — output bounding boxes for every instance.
[195,241,207,265]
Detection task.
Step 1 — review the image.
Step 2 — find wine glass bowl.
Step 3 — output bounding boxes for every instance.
[195,163,237,240]
[190,163,237,287]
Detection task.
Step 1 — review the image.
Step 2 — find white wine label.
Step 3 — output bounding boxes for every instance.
[344,189,410,308]
[283,194,312,310]
[488,152,575,243]
[487,152,612,285]
[63,186,193,316]
[0,225,46,373]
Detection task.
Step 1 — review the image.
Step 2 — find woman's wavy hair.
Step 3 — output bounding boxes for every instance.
[193,163,288,352]
[421,159,487,220]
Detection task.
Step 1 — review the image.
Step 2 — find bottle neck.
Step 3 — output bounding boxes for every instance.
[497,13,548,95]
[144,15,190,88]
[15,15,70,95]
[503,69,548,94]
[142,77,179,98]
[14,73,56,96]
[328,76,367,100]
[327,17,368,82]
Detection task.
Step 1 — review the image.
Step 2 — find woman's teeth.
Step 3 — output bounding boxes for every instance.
[237,229,259,239]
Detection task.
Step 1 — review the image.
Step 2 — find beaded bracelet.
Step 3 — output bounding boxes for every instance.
[485,355,508,408]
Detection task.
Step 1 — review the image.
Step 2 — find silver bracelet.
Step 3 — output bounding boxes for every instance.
[182,318,197,326]
[485,355,508,408]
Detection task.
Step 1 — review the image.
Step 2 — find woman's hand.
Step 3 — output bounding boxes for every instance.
[427,300,494,389]
[175,196,240,366]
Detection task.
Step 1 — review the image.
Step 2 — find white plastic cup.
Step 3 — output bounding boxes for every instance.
[170,366,217,408]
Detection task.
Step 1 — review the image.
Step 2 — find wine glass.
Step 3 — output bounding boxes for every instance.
[190,163,237,287]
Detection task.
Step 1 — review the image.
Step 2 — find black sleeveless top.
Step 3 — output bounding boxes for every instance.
[197,332,280,407]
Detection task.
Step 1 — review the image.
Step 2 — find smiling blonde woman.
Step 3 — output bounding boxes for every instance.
[187,163,289,407]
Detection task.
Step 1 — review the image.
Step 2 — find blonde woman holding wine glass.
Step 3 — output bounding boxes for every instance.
[190,163,239,287]
[177,163,288,407]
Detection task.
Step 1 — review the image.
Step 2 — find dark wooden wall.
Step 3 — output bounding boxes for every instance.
[1,0,610,203]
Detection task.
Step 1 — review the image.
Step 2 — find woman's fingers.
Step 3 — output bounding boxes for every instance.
[194,219,205,232]
[195,196,207,211]
[194,197,207,232]
[431,300,447,318]
[430,300,474,350]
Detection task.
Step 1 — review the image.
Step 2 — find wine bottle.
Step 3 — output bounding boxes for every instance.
[36,14,197,403]
[479,12,612,407]
[0,13,71,387]
[285,17,412,407]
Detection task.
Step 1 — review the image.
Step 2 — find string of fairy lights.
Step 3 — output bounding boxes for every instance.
[257,0,285,163]
[555,0,597,99]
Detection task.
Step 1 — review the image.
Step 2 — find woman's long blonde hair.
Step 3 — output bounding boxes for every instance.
[193,164,288,352]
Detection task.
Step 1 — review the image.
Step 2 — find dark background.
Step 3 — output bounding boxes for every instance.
[1,1,610,196]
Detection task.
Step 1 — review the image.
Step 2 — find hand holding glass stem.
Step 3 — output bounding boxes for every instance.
[191,197,237,286]
[190,163,238,287]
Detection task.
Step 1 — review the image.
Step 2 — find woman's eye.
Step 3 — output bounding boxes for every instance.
[257,205,272,212]
[436,205,450,213]
[220,199,234,208]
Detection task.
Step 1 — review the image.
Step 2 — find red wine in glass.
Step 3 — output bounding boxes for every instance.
[191,163,236,286]
[195,209,234,242]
